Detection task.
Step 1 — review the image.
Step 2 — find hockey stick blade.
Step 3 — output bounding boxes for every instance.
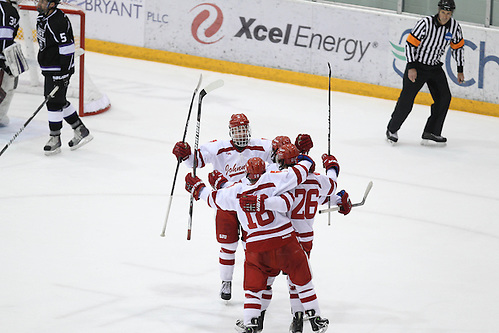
[319,181,373,214]
[199,79,224,98]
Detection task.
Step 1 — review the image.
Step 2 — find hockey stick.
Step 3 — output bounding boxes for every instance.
[327,62,333,225]
[160,74,203,237]
[319,181,373,214]
[0,86,59,157]
[187,79,224,240]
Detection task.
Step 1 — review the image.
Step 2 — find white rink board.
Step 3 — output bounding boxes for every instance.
[78,0,499,104]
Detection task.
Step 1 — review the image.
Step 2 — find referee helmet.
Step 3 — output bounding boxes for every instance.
[438,0,456,12]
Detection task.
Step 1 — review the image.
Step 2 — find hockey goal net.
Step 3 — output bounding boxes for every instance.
[15,1,111,117]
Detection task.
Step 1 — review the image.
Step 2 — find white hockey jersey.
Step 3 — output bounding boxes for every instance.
[185,138,272,182]
[199,160,312,252]
[287,170,338,245]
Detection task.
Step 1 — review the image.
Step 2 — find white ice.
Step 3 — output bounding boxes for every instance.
[1,52,499,333]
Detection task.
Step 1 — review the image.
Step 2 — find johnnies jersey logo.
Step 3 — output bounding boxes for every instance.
[36,22,47,51]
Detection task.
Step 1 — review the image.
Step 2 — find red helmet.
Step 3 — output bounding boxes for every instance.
[276,143,299,168]
[246,157,266,183]
[229,113,249,127]
[229,114,251,147]
[272,136,291,152]
[271,135,291,163]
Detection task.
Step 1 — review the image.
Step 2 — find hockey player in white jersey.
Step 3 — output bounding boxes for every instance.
[240,142,351,333]
[185,152,330,333]
[172,113,272,301]
[285,150,351,332]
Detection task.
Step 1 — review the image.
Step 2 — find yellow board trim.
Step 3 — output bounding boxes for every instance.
[86,39,499,118]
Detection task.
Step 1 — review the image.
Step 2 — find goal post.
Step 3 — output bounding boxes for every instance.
[15,1,111,117]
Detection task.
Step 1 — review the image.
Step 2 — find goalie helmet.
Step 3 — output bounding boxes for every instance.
[246,157,266,183]
[271,135,291,163]
[438,0,455,11]
[229,113,251,148]
[276,143,299,169]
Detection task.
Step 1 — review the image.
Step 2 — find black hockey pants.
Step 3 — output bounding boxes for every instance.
[388,63,451,136]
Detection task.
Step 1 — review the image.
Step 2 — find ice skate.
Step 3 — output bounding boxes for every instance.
[421,132,447,146]
[68,124,93,151]
[235,317,259,333]
[305,309,329,333]
[386,129,398,144]
[44,135,61,156]
[220,280,231,301]
[289,311,304,333]
[257,310,265,332]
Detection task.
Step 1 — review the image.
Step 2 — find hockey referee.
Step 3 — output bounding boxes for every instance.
[386,0,464,145]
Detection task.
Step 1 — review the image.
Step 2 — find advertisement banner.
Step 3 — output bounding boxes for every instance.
[78,0,498,105]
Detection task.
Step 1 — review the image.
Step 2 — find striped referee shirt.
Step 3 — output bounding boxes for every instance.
[406,14,464,72]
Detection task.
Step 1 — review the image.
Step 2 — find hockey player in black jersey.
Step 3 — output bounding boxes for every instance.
[36,0,92,155]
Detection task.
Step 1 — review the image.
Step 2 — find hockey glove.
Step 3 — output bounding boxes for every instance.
[321,153,340,176]
[239,194,268,213]
[173,141,191,161]
[53,73,71,89]
[185,173,206,201]
[295,134,313,154]
[297,154,315,173]
[208,170,228,190]
[336,190,352,215]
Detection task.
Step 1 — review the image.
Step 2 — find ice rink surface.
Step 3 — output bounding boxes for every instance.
[1,52,499,333]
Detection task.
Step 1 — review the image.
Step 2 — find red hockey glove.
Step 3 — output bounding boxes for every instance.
[185,173,206,201]
[336,190,352,215]
[295,134,313,154]
[208,170,228,190]
[321,153,340,176]
[297,154,315,173]
[239,194,268,213]
[173,141,191,161]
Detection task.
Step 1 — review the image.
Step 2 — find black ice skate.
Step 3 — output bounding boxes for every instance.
[235,317,259,333]
[421,132,447,146]
[386,129,398,144]
[220,280,231,301]
[305,309,329,333]
[68,124,93,151]
[289,311,304,333]
[44,135,61,156]
[257,310,265,332]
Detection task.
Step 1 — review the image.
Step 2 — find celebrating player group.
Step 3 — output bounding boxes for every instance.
[172,111,354,333]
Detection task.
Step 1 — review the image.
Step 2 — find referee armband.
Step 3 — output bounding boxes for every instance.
[407,33,421,47]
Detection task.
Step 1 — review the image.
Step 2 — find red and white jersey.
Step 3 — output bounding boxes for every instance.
[185,138,272,182]
[199,161,312,252]
[287,170,337,247]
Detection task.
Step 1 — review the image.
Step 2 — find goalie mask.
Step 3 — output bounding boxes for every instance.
[276,143,299,170]
[229,113,251,148]
[246,157,266,183]
[271,135,291,163]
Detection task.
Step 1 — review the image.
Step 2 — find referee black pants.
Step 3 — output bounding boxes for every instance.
[388,64,451,136]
